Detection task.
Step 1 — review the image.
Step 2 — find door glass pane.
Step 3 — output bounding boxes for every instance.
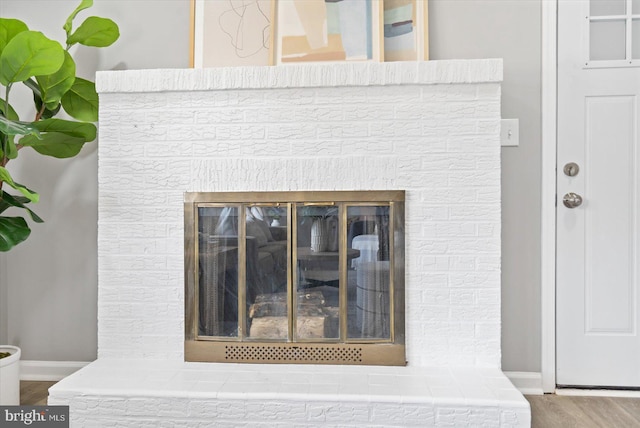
[198,206,239,337]
[590,20,626,60]
[634,0,640,13]
[590,0,626,16]
[295,205,340,340]
[634,20,640,59]
[347,206,391,340]
[245,205,289,339]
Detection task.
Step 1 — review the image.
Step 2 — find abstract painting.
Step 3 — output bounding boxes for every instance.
[383,0,428,61]
[192,0,275,67]
[277,0,380,63]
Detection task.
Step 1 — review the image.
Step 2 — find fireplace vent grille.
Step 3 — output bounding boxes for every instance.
[225,344,363,364]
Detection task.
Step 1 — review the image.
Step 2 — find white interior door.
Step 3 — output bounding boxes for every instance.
[557,0,640,387]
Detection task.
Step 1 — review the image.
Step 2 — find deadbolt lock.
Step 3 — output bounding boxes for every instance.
[563,162,580,177]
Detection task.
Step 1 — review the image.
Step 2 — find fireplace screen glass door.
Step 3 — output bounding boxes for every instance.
[185,191,405,366]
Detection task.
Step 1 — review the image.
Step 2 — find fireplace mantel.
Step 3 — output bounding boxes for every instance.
[50,60,530,426]
[96,59,502,93]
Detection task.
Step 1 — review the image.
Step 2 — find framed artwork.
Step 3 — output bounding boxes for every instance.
[382,0,429,61]
[190,0,429,68]
[276,0,382,64]
[191,0,276,67]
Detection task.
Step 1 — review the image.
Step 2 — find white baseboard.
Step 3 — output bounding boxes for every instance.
[20,360,90,381]
[504,371,544,395]
[556,388,640,398]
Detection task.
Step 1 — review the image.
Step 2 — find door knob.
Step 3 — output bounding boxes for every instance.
[563,192,583,208]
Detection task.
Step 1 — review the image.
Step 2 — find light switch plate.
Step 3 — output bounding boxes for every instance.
[501,119,519,147]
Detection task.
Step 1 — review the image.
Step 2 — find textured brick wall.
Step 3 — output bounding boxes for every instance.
[96,61,503,367]
[52,396,527,427]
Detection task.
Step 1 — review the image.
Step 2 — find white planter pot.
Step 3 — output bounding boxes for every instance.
[310,218,328,252]
[0,345,21,405]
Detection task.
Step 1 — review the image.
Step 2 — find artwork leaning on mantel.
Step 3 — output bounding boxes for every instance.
[184,191,405,366]
[190,0,429,67]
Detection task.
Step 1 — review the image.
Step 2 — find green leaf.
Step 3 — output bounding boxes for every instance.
[0,98,19,159]
[23,80,61,119]
[33,95,62,120]
[30,118,97,141]
[36,51,76,109]
[23,78,41,97]
[0,18,29,56]
[19,118,96,158]
[0,191,43,223]
[0,192,31,208]
[0,167,39,203]
[2,137,18,160]
[0,216,31,252]
[63,0,94,37]
[0,116,41,137]
[67,16,119,47]
[61,77,98,122]
[0,97,19,120]
[0,31,65,85]
[20,132,86,158]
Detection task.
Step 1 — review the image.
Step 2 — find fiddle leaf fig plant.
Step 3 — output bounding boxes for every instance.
[0,0,118,251]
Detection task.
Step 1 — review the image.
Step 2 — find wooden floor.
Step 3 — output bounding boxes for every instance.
[19,382,640,427]
[20,381,57,406]
[527,394,640,428]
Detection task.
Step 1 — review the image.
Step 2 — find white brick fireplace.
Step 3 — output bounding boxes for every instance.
[49,60,530,426]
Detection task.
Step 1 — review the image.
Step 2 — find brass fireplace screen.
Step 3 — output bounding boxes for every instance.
[184,191,405,365]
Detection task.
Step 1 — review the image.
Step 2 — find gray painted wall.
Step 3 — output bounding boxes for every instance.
[0,0,541,372]
[0,0,191,361]
[429,0,542,372]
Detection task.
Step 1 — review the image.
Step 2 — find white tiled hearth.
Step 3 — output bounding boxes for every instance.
[49,60,531,426]
[50,361,525,426]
